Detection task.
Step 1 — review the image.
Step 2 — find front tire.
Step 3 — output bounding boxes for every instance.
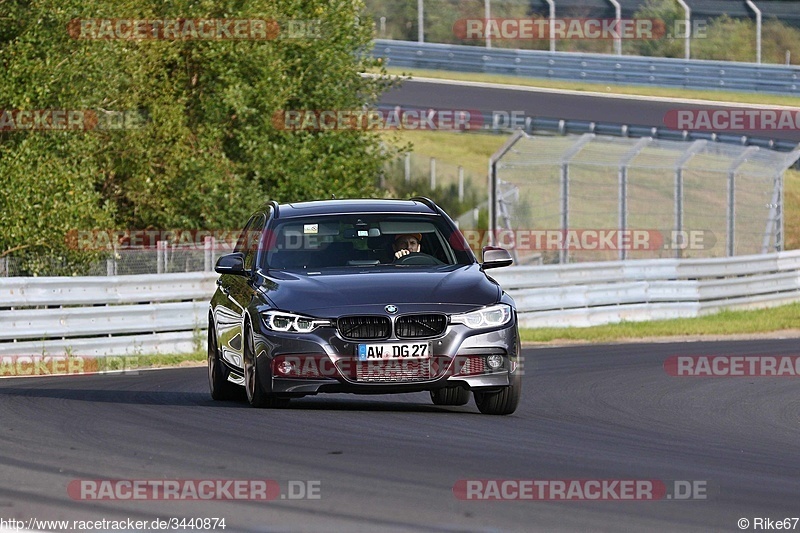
[430,386,470,406]
[474,372,521,415]
[208,321,240,401]
[243,323,290,409]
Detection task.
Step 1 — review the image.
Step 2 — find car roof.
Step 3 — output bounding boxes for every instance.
[273,198,439,219]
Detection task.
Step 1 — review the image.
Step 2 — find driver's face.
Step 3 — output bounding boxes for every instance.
[394,236,420,252]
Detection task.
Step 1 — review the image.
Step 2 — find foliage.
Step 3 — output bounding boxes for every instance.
[0,0,395,275]
[624,0,685,58]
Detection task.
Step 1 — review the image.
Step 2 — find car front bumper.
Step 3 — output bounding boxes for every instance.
[247,320,521,396]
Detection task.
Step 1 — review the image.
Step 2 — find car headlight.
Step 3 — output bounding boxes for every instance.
[450,304,512,330]
[262,311,330,333]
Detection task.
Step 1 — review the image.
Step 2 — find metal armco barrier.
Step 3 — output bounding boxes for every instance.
[490,249,800,328]
[373,39,800,96]
[0,272,217,356]
[2,250,799,355]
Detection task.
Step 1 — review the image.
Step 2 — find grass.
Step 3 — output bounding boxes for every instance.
[380,129,800,342]
[520,302,800,343]
[382,130,800,251]
[380,66,800,107]
[89,351,206,372]
[381,130,508,176]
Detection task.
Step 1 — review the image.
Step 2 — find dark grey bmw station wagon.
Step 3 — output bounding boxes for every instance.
[208,197,521,415]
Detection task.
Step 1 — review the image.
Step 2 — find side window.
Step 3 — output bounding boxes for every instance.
[234,216,258,254]
[243,215,266,271]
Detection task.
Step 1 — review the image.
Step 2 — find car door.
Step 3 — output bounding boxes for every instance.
[213,214,265,369]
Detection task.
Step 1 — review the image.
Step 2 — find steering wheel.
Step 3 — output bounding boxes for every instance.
[394,252,445,265]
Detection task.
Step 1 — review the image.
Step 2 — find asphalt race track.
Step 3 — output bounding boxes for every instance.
[379,79,800,143]
[1,339,799,532]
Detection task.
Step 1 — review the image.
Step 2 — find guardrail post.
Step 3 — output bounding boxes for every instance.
[404,152,411,183]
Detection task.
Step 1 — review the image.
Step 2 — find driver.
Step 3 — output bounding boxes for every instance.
[393,233,421,259]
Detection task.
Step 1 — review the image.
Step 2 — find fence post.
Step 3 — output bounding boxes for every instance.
[1,256,7,277]
[157,240,166,274]
[204,236,213,272]
[674,140,706,258]
[618,137,651,261]
[458,166,464,202]
[106,246,117,276]
[404,152,411,182]
[559,134,595,263]
[417,0,424,43]
[430,157,436,189]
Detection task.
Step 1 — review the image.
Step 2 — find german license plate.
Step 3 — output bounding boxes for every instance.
[357,342,430,360]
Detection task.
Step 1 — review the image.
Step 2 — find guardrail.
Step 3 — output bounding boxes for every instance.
[374,104,800,154]
[0,272,217,356]
[490,250,800,327]
[1,250,798,355]
[373,39,800,96]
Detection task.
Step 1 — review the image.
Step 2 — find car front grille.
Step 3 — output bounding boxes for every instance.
[337,316,391,340]
[395,314,447,338]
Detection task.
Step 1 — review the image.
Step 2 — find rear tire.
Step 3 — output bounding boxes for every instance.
[430,386,470,406]
[208,321,240,401]
[243,324,290,409]
[474,372,521,415]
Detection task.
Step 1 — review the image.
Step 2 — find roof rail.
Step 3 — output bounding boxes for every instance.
[269,200,280,219]
[409,196,440,214]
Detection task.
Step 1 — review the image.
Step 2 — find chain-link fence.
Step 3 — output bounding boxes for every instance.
[490,131,800,264]
[1,238,231,277]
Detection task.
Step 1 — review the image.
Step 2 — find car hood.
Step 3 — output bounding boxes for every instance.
[257,264,501,316]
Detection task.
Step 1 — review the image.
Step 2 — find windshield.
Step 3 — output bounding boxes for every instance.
[262,214,475,270]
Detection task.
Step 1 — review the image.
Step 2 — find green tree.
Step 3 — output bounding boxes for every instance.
[625,0,684,58]
[0,0,395,275]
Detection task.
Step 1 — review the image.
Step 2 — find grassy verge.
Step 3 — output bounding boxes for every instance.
[520,303,800,343]
[95,351,206,372]
[380,67,800,107]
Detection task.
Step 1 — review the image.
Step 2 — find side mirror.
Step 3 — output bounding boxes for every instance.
[481,246,513,269]
[215,252,248,276]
